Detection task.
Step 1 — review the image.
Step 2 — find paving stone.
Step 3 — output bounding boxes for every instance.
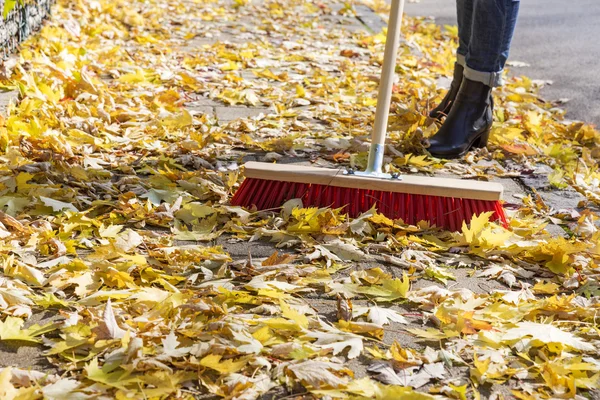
[217,235,284,259]
[519,164,586,211]
[186,105,215,117]
[411,267,508,294]
[0,90,18,116]
[0,310,60,373]
[0,342,53,371]
[185,96,222,107]
[355,4,386,33]
[215,106,269,122]
[240,71,260,81]
[320,15,367,33]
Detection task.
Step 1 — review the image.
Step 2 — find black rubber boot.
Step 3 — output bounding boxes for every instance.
[429,63,464,120]
[426,78,493,159]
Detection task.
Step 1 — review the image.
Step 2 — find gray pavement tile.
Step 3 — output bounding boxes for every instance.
[217,235,283,259]
[355,4,386,33]
[0,310,60,373]
[0,90,17,116]
[215,106,270,122]
[519,164,586,211]
[186,105,215,117]
[411,267,507,295]
[186,96,222,107]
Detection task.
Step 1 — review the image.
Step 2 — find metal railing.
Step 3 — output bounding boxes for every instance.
[1,0,54,58]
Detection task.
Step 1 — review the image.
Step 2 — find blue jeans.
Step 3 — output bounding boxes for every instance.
[456,0,520,87]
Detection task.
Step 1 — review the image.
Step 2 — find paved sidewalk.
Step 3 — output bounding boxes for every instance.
[1,1,598,398]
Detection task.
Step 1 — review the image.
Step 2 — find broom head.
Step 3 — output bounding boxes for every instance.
[231,162,507,231]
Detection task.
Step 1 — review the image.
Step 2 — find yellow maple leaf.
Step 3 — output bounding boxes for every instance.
[280,300,309,329]
[461,212,493,244]
[199,354,248,374]
[118,69,147,84]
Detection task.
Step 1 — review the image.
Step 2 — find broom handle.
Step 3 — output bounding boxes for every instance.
[365,0,405,175]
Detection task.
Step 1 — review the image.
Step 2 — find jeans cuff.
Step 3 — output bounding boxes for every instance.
[456,53,466,67]
[464,65,503,87]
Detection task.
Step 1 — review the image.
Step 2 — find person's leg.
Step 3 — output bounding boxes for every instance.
[456,0,474,67]
[427,0,520,159]
[429,0,474,119]
[463,0,520,87]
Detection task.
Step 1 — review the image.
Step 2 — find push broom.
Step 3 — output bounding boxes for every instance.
[231,0,507,231]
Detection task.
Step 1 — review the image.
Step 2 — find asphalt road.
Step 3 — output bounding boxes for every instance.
[404,0,600,127]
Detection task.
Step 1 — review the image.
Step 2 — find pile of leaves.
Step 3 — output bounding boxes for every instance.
[0,0,599,399]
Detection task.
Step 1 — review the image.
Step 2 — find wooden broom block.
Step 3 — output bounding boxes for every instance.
[242,161,503,201]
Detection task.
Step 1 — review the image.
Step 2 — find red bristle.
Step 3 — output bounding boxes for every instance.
[408,193,415,225]
[314,185,323,206]
[373,190,381,211]
[435,196,445,228]
[485,201,494,216]
[356,189,364,215]
[373,190,381,214]
[252,180,266,209]
[455,198,465,230]
[272,181,289,207]
[477,200,486,216]
[343,187,351,213]
[391,192,400,220]
[479,201,488,218]
[374,190,382,214]
[351,190,359,216]
[320,186,328,207]
[322,186,330,207]
[383,191,394,218]
[416,195,423,225]
[476,200,485,215]
[231,179,251,206]
[401,193,408,224]
[305,185,313,206]
[325,186,334,208]
[296,183,310,200]
[426,196,435,226]
[305,185,315,206]
[377,191,385,216]
[346,190,353,215]
[260,180,274,209]
[399,193,406,222]
[445,197,456,232]
[419,195,426,222]
[268,181,283,209]
[360,190,368,212]
[413,194,418,224]
[485,201,494,219]
[271,181,288,208]
[254,179,269,207]
[414,194,421,223]
[334,187,342,209]
[333,187,342,209]
[495,201,508,228]
[319,186,327,207]
[482,200,492,215]
[369,190,377,213]
[368,190,376,214]
[464,199,474,225]
[412,194,419,225]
